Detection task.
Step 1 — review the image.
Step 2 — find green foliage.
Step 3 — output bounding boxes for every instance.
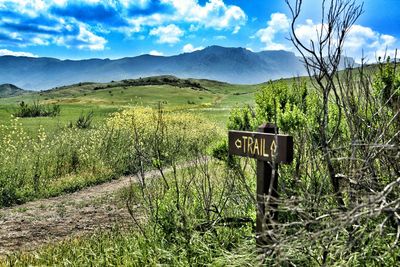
[221,64,400,265]
[373,57,400,109]
[4,155,256,266]
[211,139,229,161]
[227,104,256,131]
[13,101,60,118]
[2,68,400,265]
[134,164,253,262]
[255,80,309,133]
[70,111,94,129]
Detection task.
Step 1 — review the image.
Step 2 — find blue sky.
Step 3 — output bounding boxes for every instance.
[0,0,398,62]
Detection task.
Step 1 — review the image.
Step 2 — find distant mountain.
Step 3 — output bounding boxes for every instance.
[0,46,356,91]
[0,83,26,98]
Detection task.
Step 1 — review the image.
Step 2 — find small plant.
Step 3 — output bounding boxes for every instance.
[75,111,94,129]
[13,101,60,118]
[68,111,94,129]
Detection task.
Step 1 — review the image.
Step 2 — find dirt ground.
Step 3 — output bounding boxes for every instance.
[0,170,160,255]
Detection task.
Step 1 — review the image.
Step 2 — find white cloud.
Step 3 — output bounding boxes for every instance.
[160,0,246,30]
[76,24,107,50]
[294,20,398,62]
[256,13,290,50]
[149,50,163,56]
[182,43,204,53]
[347,26,398,61]
[0,0,247,52]
[189,24,200,32]
[149,24,184,44]
[1,0,47,16]
[255,13,399,62]
[54,24,107,50]
[233,25,240,34]
[31,36,49,46]
[214,35,226,40]
[122,0,151,8]
[293,19,320,44]
[0,49,38,57]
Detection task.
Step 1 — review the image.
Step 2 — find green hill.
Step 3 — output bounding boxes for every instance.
[0,83,26,98]
[0,76,262,130]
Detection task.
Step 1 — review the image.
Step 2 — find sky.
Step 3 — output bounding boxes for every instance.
[0,0,399,62]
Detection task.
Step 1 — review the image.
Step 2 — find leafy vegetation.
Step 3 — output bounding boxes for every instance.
[13,101,60,118]
[93,75,207,91]
[69,111,94,129]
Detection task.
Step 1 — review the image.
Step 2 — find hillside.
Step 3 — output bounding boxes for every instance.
[0,83,26,98]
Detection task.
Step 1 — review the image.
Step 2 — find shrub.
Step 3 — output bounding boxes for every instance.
[13,101,60,118]
[75,111,94,129]
[223,62,400,264]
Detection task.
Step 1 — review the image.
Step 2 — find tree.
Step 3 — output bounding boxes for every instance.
[285,0,363,207]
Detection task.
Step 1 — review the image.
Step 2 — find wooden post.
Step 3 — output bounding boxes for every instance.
[227,123,293,246]
[256,123,279,245]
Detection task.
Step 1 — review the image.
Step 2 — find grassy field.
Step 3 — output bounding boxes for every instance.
[0,77,261,131]
[2,67,398,266]
[0,76,262,208]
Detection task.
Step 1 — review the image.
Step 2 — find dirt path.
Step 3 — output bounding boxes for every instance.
[0,169,161,255]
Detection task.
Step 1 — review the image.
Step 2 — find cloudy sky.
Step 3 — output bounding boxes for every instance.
[0,0,398,62]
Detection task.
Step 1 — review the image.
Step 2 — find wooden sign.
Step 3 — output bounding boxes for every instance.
[228,130,293,163]
[228,124,294,246]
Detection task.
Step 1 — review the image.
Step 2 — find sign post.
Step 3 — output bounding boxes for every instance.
[228,123,293,245]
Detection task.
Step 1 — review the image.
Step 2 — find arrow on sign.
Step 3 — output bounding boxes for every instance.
[270,140,277,157]
[235,139,242,149]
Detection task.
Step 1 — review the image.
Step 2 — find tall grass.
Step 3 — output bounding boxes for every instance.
[0,107,219,207]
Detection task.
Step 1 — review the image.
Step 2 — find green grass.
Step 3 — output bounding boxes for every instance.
[0,77,261,131]
[0,106,220,207]
[2,159,257,266]
[2,222,257,266]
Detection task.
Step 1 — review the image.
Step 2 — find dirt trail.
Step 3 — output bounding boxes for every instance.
[0,169,161,255]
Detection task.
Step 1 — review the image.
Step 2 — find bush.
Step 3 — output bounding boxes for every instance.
[75,111,94,129]
[224,60,400,264]
[13,101,60,118]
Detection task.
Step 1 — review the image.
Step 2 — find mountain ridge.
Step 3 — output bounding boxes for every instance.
[0,46,355,91]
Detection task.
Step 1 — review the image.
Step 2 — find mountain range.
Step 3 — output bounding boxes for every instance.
[0,46,356,91]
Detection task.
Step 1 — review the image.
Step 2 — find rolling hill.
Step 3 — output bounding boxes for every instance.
[0,83,26,98]
[0,76,263,130]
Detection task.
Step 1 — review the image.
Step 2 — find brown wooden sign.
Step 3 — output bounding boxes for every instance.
[228,130,293,163]
[228,124,294,247]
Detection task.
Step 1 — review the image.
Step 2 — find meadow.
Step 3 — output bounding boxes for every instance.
[1,60,400,266]
[0,77,261,131]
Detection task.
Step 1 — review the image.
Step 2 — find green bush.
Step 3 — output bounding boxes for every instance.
[13,101,60,118]
[222,64,400,264]
[68,111,94,129]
